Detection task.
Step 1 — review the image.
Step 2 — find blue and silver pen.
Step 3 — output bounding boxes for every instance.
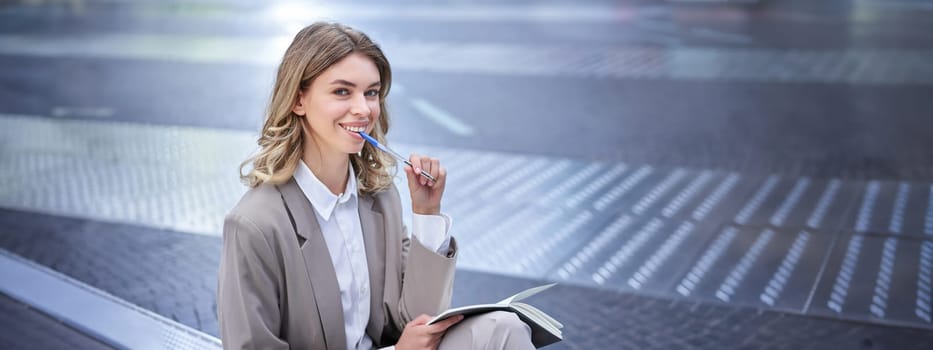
[358,131,437,183]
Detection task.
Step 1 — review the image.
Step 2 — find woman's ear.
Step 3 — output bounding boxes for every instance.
[292,91,307,116]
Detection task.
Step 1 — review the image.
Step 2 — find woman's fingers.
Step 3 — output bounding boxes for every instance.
[419,156,431,186]
[398,314,445,350]
[428,158,440,187]
[435,166,447,189]
[407,154,443,187]
[405,153,423,189]
[405,314,432,329]
[426,315,464,334]
[408,154,427,186]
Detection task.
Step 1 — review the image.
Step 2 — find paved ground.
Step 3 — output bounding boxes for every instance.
[3,0,933,348]
[0,293,115,350]
[2,1,933,181]
[3,114,933,331]
[3,208,933,349]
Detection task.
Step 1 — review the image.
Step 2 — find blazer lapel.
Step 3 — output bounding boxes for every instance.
[278,178,347,350]
[359,193,387,343]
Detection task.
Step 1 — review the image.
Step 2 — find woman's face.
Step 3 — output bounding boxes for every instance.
[295,52,382,159]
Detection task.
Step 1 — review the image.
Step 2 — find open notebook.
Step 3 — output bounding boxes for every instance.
[428,283,563,348]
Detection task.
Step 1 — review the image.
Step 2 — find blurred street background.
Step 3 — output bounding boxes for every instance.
[3,0,933,348]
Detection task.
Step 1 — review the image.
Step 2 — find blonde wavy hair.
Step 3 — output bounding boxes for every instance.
[240,22,396,194]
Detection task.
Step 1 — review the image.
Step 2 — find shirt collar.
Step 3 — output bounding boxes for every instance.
[293,160,358,220]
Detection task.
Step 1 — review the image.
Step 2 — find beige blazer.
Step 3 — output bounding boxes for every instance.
[218,178,458,349]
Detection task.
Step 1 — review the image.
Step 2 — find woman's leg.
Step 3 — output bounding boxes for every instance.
[438,311,535,350]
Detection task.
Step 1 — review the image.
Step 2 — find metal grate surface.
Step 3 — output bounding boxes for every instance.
[2,113,932,330]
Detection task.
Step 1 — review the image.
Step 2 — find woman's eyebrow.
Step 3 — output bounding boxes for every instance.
[330,79,381,88]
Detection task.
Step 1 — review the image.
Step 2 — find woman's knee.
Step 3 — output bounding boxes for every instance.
[487,311,529,334]
[439,311,534,350]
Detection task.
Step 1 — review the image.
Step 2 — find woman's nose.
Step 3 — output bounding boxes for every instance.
[350,94,371,117]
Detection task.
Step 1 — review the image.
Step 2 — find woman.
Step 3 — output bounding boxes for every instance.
[217,22,534,350]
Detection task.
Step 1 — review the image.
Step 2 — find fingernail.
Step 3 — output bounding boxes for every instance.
[415,167,422,173]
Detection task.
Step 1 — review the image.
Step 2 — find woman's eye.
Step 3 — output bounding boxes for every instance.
[364,89,380,97]
[334,88,350,96]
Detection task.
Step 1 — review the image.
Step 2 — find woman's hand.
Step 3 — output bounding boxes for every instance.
[395,314,464,350]
[405,154,446,215]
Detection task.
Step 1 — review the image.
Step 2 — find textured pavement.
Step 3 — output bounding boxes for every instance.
[0,209,222,336]
[0,293,115,350]
[4,113,933,330]
[4,1,933,182]
[3,0,933,348]
[3,208,933,349]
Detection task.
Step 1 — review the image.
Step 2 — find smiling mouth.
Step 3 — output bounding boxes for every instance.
[339,124,368,140]
[340,124,366,133]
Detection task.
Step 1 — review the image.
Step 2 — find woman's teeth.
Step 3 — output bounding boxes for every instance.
[342,125,365,133]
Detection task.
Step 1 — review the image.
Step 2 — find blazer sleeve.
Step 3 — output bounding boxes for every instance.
[217,214,288,350]
[396,231,459,324]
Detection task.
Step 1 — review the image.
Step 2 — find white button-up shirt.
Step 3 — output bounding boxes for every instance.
[293,160,451,350]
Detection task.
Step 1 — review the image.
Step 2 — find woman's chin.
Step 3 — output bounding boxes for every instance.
[345,144,365,155]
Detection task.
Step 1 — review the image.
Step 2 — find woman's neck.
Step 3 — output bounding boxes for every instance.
[302,143,350,196]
